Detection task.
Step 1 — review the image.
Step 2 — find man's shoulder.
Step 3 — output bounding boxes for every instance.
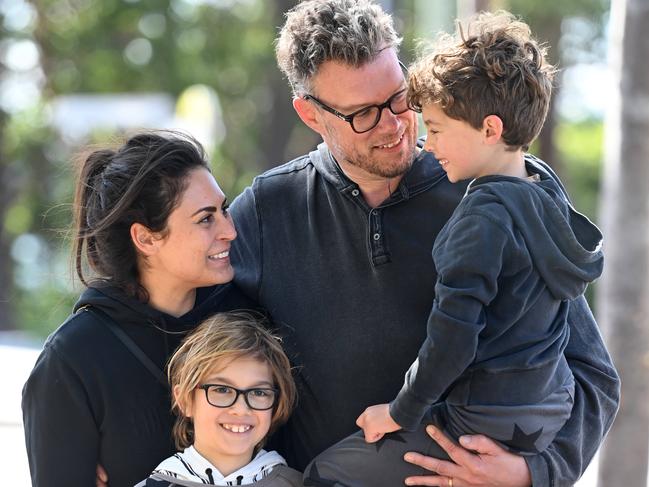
[254,153,315,182]
[233,151,325,210]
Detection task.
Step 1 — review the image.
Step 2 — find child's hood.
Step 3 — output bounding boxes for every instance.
[465,160,603,301]
[151,446,287,485]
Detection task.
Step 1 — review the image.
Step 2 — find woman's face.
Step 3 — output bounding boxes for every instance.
[147,167,236,292]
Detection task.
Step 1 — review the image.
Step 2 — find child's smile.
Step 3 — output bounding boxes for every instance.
[185,356,274,476]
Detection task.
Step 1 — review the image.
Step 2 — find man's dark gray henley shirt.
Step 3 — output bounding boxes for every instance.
[229,141,620,486]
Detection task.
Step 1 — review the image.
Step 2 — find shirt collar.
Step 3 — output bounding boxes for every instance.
[311,139,447,206]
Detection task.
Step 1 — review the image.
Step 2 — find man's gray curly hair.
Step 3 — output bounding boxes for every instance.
[276,0,402,96]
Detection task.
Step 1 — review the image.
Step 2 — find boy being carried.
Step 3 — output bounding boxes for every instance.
[360,8,603,456]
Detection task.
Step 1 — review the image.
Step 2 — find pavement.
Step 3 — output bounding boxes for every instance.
[1,341,41,486]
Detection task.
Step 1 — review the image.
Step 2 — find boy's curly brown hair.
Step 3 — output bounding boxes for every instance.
[408,11,556,151]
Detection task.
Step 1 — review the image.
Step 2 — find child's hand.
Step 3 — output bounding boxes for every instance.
[356,403,402,443]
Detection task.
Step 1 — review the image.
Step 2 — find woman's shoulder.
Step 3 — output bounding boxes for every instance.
[44,283,141,350]
[42,306,108,355]
[33,299,141,378]
[23,309,109,393]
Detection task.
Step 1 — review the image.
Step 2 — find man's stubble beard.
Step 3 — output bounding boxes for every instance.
[325,124,418,179]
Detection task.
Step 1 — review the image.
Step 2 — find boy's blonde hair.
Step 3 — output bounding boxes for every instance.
[408,11,556,151]
[168,312,297,450]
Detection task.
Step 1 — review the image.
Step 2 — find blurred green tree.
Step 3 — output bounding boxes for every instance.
[3,0,609,342]
[4,0,323,337]
[506,0,608,179]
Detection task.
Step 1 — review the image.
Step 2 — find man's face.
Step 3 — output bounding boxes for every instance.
[308,48,418,179]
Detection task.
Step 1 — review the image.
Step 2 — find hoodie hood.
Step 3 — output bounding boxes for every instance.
[152,446,287,485]
[73,283,238,362]
[74,283,233,331]
[466,160,603,301]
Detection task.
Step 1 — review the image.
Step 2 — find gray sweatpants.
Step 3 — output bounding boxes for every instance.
[304,413,450,487]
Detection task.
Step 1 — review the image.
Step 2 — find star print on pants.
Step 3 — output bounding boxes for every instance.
[374,431,408,453]
[510,424,543,453]
[304,462,348,486]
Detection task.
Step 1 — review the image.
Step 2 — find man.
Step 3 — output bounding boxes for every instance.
[230,1,619,485]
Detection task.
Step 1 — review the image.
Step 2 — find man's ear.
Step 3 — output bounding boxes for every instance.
[482,115,504,145]
[130,222,160,257]
[293,96,325,135]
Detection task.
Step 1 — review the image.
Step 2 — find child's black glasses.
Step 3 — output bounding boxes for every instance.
[197,384,278,410]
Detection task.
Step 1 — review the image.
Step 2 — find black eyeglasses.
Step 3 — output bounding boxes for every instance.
[197,384,278,410]
[302,61,411,134]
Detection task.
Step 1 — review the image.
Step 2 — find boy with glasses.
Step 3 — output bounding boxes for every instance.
[136,312,302,486]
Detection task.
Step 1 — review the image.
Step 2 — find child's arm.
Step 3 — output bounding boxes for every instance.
[391,212,509,431]
[356,403,401,442]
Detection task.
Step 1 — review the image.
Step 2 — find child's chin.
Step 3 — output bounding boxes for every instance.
[447,173,471,184]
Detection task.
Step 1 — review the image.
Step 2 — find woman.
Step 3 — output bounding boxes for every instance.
[22,132,252,487]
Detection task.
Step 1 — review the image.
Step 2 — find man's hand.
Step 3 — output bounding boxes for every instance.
[356,403,402,443]
[96,464,108,487]
[403,425,532,487]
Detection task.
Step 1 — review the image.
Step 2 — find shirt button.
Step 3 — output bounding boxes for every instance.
[351,189,360,196]
[373,233,381,240]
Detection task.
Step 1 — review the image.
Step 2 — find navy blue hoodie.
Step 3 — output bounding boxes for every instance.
[390,159,604,455]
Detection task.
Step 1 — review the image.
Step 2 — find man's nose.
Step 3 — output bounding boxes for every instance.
[376,106,401,131]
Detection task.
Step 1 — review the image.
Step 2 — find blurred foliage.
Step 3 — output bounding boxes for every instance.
[33,0,306,185]
[557,119,603,220]
[2,0,609,339]
[556,119,604,305]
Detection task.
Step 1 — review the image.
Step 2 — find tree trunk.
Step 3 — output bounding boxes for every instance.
[0,106,17,331]
[597,0,649,484]
[534,18,563,178]
[259,0,320,169]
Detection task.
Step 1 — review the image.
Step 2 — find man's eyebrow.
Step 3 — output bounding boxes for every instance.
[336,86,407,113]
[191,206,217,217]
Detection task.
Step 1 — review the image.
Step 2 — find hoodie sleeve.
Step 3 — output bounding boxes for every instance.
[525,295,620,486]
[390,212,510,430]
[22,340,101,486]
[230,184,263,305]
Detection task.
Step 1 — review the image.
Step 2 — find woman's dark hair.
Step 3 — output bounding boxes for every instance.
[72,131,210,300]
